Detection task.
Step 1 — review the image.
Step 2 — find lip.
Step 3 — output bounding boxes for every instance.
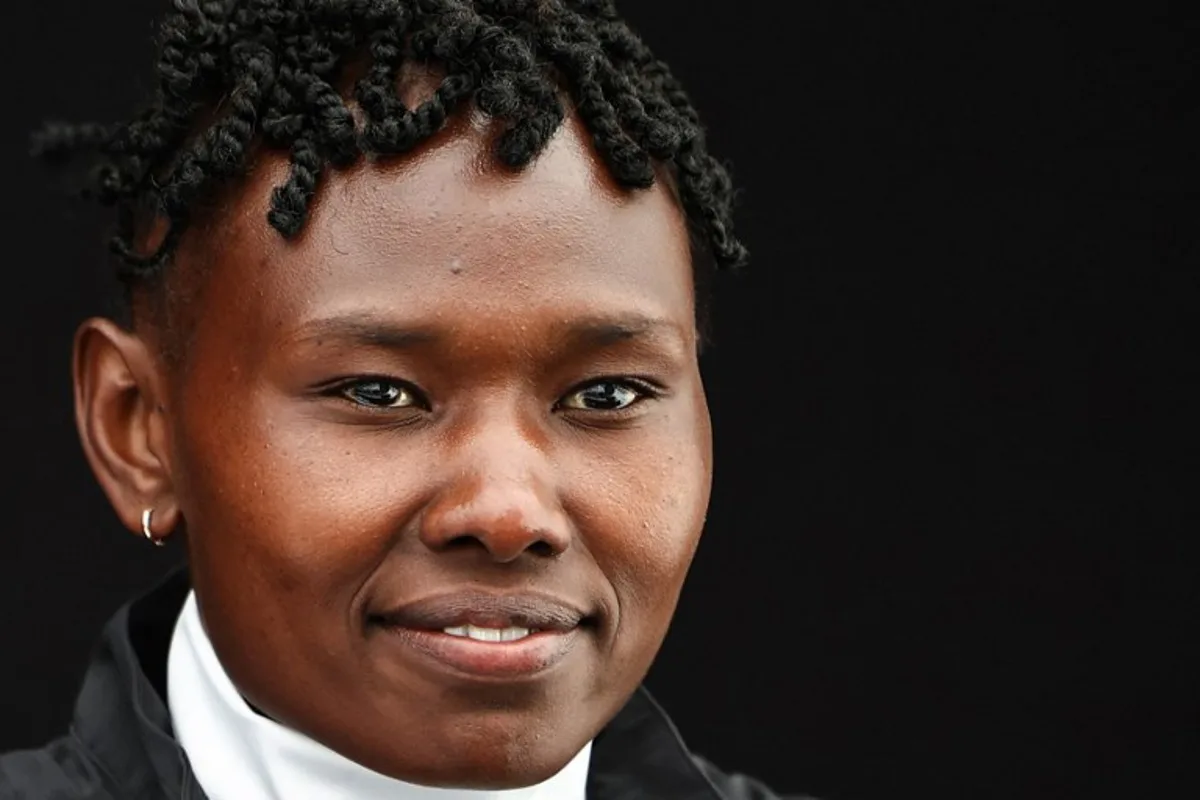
[368,590,591,680]
[371,591,588,632]
[376,625,583,679]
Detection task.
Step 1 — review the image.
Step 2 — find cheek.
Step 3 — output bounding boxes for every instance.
[574,394,713,618]
[174,389,421,595]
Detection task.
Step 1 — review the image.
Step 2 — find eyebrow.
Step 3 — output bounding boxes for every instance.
[560,313,682,350]
[287,312,683,352]
[289,317,443,350]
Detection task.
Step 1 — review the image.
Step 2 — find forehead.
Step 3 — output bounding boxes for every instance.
[178,111,695,360]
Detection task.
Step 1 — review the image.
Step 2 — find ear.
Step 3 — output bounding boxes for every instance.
[73,317,181,540]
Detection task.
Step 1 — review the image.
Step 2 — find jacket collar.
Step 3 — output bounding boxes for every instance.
[70,567,723,800]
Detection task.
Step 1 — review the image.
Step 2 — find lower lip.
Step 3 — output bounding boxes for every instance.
[375,625,582,680]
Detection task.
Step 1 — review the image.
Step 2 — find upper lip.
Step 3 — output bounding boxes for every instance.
[372,591,588,632]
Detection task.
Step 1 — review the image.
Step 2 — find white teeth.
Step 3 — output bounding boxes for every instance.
[498,627,534,642]
[442,624,533,642]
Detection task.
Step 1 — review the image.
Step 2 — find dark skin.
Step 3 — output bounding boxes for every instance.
[73,100,711,788]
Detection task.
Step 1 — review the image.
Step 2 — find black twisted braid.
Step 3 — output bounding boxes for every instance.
[33,0,747,313]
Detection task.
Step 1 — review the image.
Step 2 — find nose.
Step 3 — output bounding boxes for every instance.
[418,424,572,563]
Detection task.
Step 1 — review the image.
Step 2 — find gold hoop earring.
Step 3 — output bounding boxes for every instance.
[142,508,166,547]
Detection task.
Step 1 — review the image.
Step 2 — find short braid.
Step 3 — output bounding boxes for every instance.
[34,0,748,291]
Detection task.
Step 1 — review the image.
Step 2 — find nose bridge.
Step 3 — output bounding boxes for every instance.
[419,402,569,561]
[466,421,553,513]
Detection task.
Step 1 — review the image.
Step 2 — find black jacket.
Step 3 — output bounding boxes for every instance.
[0,568,808,799]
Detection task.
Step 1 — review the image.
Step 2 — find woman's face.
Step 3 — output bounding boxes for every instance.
[153,113,711,787]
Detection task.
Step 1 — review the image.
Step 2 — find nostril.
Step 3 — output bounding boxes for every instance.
[432,533,559,560]
[526,540,557,558]
[459,536,560,558]
[443,534,482,552]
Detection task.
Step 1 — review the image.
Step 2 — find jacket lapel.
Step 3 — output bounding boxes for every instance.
[587,687,723,800]
[71,566,202,799]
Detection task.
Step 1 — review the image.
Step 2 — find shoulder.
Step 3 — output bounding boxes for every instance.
[692,754,822,800]
[0,736,114,800]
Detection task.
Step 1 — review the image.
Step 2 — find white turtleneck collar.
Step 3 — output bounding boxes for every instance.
[166,590,592,800]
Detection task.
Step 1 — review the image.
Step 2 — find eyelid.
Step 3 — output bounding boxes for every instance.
[566,374,665,392]
[311,375,664,410]
[316,375,431,409]
[555,376,666,410]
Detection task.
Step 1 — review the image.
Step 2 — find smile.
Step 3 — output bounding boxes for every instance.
[442,624,535,642]
[369,590,592,681]
[376,624,582,680]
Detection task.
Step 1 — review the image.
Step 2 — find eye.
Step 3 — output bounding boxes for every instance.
[338,379,422,409]
[557,380,652,412]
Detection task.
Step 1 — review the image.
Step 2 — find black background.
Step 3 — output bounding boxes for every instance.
[0,2,1195,799]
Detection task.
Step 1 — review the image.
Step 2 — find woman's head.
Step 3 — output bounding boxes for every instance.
[50,0,744,789]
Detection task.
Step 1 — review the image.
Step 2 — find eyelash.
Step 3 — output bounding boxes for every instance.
[555,376,663,413]
[319,376,663,414]
[319,376,429,411]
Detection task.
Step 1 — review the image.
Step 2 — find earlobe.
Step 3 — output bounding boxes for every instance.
[72,318,181,540]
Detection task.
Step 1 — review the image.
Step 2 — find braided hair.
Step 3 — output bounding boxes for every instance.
[34,0,746,321]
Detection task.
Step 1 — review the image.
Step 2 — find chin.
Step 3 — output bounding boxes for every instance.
[355,709,588,790]
[377,744,578,790]
[425,762,566,791]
